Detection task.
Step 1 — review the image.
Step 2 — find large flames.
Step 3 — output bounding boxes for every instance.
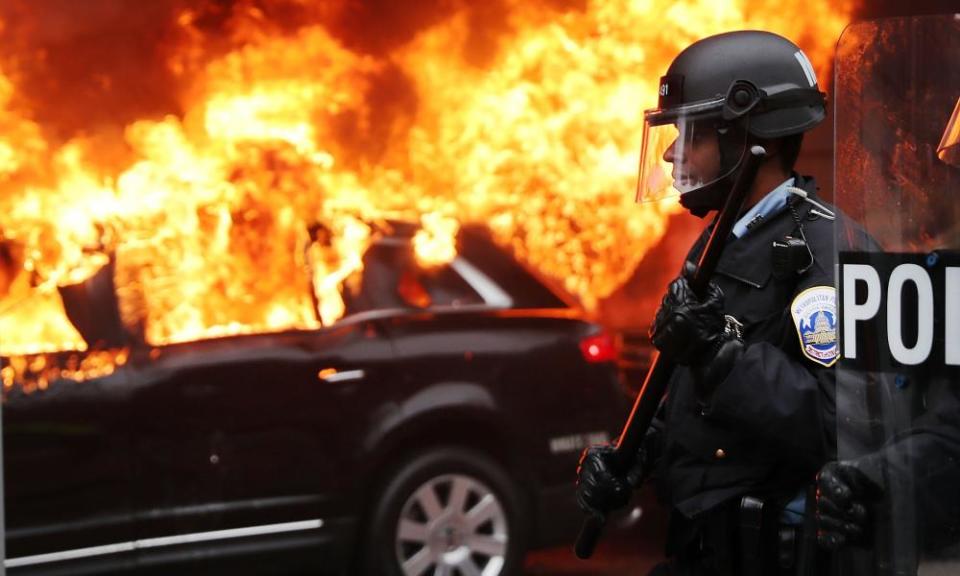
[0,0,852,391]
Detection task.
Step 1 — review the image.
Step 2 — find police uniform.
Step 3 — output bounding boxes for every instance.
[653,174,875,574]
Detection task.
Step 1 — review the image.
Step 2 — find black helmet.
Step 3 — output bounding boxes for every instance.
[636,31,827,215]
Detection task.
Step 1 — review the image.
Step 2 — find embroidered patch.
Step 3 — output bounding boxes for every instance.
[791,286,838,367]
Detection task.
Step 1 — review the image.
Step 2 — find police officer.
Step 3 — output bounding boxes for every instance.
[576,30,873,575]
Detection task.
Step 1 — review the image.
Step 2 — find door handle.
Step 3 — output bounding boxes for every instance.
[317,369,365,384]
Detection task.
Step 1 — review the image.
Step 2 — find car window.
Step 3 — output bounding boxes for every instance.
[343,243,487,316]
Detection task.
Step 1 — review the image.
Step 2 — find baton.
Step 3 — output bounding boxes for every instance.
[575,145,767,560]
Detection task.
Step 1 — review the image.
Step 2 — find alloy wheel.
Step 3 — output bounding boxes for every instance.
[395,473,508,576]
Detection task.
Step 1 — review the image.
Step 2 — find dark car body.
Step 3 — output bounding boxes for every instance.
[2,224,630,575]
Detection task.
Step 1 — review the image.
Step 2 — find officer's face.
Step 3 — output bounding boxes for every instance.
[662,125,722,193]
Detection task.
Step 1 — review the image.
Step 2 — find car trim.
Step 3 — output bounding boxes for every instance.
[8,494,324,540]
[4,519,324,568]
[548,431,611,454]
[450,257,513,308]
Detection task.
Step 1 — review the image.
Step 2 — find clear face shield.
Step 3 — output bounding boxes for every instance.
[635,98,749,204]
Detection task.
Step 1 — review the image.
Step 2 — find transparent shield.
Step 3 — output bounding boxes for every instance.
[834,15,960,574]
[635,103,747,203]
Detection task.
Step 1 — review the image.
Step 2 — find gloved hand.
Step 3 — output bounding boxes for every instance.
[816,460,884,550]
[650,267,727,366]
[575,443,647,517]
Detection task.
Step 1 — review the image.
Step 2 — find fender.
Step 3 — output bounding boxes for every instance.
[361,381,503,458]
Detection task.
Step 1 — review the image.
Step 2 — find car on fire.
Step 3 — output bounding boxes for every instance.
[2,222,631,576]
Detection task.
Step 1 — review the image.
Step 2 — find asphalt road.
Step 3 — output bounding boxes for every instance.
[523,526,661,576]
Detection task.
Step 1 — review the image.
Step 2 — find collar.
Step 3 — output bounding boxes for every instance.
[731,177,795,239]
[686,175,817,289]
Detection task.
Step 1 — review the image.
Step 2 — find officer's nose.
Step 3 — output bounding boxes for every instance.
[662,137,678,164]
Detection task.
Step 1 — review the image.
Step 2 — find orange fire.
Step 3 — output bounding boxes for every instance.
[0,0,853,390]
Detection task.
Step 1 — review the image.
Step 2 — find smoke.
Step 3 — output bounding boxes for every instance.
[0,0,187,139]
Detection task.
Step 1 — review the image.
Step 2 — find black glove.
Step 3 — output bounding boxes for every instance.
[650,268,726,366]
[576,443,648,517]
[816,460,884,550]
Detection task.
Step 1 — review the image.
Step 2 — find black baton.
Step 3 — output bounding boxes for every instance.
[575,145,767,559]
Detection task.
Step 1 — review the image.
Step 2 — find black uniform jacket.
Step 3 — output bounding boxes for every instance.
[656,175,874,528]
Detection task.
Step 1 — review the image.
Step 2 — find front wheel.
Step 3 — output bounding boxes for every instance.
[363,447,529,576]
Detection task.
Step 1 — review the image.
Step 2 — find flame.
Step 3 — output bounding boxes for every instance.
[307,215,372,326]
[414,214,460,268]
[2,348,128,395]
[0,0,854,390]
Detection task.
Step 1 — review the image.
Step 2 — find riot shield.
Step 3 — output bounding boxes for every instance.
[834,15,960,575]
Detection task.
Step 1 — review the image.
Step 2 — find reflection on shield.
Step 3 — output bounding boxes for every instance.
[938,96,960,167]
[834,15,960,574]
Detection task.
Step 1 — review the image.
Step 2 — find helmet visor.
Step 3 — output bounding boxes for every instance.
[937,95,960,167]
[635,99,747,203]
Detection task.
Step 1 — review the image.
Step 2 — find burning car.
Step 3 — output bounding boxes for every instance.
[2,222,630,576]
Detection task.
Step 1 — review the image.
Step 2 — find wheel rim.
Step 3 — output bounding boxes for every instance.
[394,473,509,576]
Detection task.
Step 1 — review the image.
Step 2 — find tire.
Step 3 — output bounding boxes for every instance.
[363,446,529,576]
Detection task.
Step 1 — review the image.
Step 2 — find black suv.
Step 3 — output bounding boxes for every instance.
[2,224,629,575]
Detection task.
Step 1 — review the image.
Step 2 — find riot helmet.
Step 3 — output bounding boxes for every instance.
[637,30,827,216]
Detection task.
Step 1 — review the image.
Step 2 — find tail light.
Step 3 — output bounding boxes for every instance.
[579,330,618,363]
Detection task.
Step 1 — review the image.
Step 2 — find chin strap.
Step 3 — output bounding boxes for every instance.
[679,171,736,218]
[680,123,752,218]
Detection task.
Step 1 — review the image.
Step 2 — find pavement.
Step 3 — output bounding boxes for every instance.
[523,527,661,576]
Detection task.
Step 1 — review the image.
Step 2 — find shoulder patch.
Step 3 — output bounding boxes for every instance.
[790,286,838,367]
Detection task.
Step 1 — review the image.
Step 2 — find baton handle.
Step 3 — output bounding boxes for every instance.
[574,146,766,559]
[574,513,606,560]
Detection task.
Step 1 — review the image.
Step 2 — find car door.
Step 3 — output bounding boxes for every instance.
[126,319,393,566]
[3,363,137,574]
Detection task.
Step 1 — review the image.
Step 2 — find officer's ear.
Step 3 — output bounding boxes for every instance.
[755,137,782,160]
[754,137,798,176]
